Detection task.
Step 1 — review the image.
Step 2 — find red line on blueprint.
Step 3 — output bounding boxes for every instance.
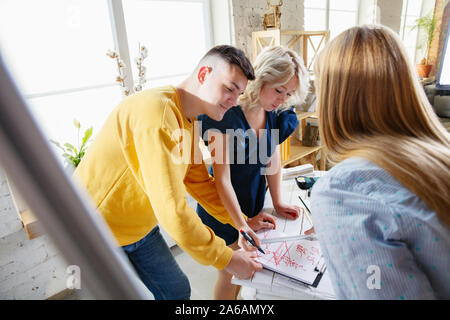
[260,241,305,271]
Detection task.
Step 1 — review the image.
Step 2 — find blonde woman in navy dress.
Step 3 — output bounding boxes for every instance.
[311,25,450,299]
[197,46,310,299]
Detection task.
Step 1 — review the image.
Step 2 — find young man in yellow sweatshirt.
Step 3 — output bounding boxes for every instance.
[74,46,263,299]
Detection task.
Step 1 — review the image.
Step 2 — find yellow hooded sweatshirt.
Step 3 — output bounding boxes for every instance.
[74,86,233,270]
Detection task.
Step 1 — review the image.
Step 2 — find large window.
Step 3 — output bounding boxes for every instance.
[122,0,211,88]
[304,0,360,39]
[304,0,328,31]
[0,0,211,165]
[0,0,120,152]
[304,0,359,68]
[400,0,425,63]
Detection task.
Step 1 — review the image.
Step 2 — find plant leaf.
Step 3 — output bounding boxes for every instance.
[64,143,75,151]
[49,139,65,151]
[82,127,93,146]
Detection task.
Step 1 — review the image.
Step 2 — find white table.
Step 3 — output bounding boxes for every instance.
[233,171,337,300]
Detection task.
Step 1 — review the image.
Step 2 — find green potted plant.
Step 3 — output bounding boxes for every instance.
[411,1,449,78]
[412,11,437,78]
[50,119,93,171]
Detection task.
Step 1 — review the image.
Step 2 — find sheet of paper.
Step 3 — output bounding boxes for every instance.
[232,267,336,300]
[272,271,336,299]
[258,179,313,241]
[281,164,314,180]
[256,239,323,285]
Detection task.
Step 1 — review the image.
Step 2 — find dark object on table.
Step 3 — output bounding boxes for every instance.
[295,176,319,190]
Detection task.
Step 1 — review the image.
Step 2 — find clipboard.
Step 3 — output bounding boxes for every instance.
[256,238,326,287]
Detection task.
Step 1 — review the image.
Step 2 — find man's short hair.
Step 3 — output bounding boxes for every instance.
[200,45,255,81]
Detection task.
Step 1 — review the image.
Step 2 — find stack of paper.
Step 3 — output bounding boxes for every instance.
[281,164,314,180]
[256,238,325,286]
[231,243,336,299]
[234,175,335,298]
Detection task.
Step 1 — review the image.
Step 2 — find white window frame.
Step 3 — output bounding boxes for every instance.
[304,0,361,32]
[109,0,213,95]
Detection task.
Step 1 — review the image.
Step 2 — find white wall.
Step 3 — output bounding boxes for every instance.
[378,0,404,33]
[0,167,70,299]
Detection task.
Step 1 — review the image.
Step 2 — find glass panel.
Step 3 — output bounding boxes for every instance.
[330,0,359,11]
[406,0,423,16]
[304,0,327,9]
[438,37,450,84]
[304,9,327,31]
[122,0,207,89]
[404,16,420,46]
[400,0,423,63]
[0,0,116,95]
[329,11,358,38]
[405,46,418,64]
[27,85,123,164]
[148,74,189,89]
[400,15,408,39]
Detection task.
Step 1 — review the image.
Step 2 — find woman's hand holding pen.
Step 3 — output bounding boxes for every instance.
[274,203,302,220]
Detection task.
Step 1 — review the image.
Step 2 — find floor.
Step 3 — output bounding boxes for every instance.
[171,245,219,300]
[62,244,224,300]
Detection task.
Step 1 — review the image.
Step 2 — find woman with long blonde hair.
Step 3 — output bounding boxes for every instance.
[311,25,450,299]
[197,46,310,299]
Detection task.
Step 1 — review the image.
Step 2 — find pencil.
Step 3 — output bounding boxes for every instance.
[298,195,313,226]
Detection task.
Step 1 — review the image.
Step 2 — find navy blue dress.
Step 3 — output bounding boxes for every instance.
[196,106,299,245]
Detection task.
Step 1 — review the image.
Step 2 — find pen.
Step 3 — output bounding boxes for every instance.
[240,230,265,254]
[298,194,311,214]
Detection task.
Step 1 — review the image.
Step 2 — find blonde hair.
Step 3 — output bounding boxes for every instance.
[314,25,450,225]
[239,46,309,112]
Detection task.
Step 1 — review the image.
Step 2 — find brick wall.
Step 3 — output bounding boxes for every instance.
[231,0,304,58]
[0,168,70,299]
[429,1,449,76]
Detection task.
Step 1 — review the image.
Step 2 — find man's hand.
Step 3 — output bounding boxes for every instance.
[274,203,302,220]
[224,250,263,279]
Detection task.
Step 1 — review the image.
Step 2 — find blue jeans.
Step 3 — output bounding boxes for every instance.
[122,226,191,300]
